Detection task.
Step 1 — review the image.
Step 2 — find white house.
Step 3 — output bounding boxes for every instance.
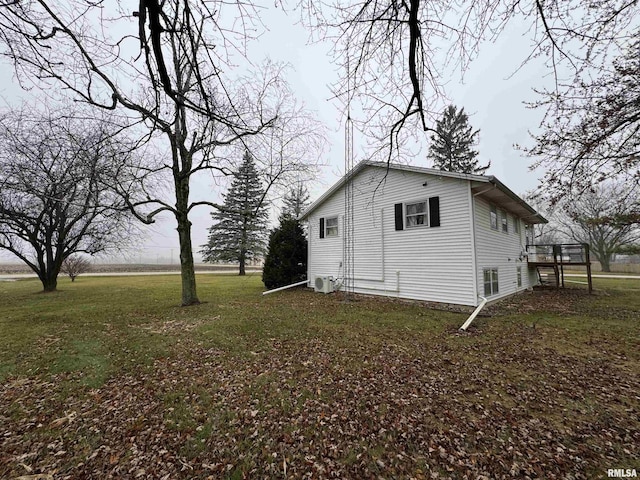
[300,161,548,307]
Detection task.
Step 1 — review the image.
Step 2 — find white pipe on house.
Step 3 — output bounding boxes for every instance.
[459,296,487,331]
[335,271,400,296]
[262,279,309,296]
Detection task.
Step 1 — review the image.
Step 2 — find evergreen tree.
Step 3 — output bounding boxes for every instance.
[282,182,311,219]
[262,216,308,289]
[200,151,269,275]
[428,105,490,174]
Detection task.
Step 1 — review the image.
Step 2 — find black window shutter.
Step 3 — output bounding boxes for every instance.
[394,203,404,231]
[429,196,440,227]
[319,218,325,238]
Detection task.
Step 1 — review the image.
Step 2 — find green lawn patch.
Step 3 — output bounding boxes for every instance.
[1,274,638,479]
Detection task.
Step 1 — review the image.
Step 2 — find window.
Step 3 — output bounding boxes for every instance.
[490,205,498,230]
[514,217,520,234]
[394,197,440,230]
[405,201,427,228]
[483,268,499,296]
[325,216,338,237]
[517,267,522,288]
[501,210,508,233]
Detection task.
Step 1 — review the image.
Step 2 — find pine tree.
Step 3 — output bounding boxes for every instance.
[282,182,311,219]
[428,105,490,174]
[200,151,269,275]
[262,216,308,289]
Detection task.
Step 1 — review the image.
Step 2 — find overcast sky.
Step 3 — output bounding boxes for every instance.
[0,7,552,264]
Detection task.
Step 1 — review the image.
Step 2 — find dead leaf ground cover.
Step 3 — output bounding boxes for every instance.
[1,275,638,479]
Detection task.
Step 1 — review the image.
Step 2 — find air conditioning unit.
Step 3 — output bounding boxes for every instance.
[314,275,334,294]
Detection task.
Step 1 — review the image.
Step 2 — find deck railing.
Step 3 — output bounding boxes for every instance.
[525,243,590,265]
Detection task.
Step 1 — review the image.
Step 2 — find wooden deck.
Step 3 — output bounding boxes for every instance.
[526,243,593,292]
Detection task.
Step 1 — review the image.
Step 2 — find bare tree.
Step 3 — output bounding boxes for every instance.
[552,181,640,272]
[301,0,638,161]
[61,254,91,282]
[0,109,139,292]
[0,1,323,305]
[521,191,561,245]
[528,34,640,202]
[1,1,637,168]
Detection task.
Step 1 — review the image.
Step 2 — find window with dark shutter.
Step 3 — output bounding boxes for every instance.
[429,196,440,227]
[394,203,404,231]
[319,217,325,238]
[325,217,339,236]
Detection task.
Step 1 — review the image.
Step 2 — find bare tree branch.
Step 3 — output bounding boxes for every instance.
[0,106,142,292]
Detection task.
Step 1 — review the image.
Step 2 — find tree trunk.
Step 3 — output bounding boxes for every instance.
[594,245,612,272]
[175,174,200,306]
[239,254,246,276]
[40,271,58,292]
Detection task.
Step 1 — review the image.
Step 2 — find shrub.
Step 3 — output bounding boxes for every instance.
[262,217,307,289]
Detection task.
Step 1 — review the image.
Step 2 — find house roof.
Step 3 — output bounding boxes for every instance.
[300,160,547,224]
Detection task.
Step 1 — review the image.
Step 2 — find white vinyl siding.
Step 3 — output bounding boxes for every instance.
[307,166,476,306]
[308,194,344,279]
[474,197,537,301]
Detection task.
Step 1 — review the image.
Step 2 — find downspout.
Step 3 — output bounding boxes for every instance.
[263,279,310,296]
[460,296,488,331]
[468,183,479,304]
[307,217,312,284]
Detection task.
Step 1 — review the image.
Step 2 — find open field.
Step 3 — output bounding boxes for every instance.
[1,275,638,479]
[0,263,260,275]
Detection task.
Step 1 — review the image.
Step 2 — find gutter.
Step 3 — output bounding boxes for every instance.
[486,176,548,224]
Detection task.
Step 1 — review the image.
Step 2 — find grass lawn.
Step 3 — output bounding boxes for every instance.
[1,274,638,479]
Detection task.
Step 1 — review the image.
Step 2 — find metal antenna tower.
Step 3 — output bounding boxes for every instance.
[342,44,355,302]
[343,112,355,300]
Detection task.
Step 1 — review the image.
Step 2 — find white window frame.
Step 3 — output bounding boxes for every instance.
[516,266,522,288]
[500,209,508,233]
[483,268,499,296]
[405,200,428,228]
[325,216,339,237]
[514,216,520,234]
[490,205,498,230]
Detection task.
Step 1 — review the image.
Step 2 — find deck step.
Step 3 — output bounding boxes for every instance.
[537,265,559,287]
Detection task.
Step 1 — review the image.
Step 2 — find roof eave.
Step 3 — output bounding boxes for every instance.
[482,176,548,224]
[300,161,547,224]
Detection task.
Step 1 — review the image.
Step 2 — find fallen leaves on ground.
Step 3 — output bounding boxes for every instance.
[1,290,638,479]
